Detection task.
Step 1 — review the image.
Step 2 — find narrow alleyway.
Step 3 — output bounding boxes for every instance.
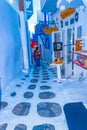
[0,64,87,130]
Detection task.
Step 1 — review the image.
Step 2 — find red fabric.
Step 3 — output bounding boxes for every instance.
[31,41,38,48]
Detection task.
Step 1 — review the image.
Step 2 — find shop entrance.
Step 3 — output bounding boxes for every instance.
[63,27,74,78]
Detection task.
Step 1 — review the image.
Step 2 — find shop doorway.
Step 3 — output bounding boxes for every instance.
[63,27,74,78]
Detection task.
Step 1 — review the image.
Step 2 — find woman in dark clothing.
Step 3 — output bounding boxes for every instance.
[34,47,41,66]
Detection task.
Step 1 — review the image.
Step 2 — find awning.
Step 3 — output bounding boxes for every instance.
[60,8,75,19]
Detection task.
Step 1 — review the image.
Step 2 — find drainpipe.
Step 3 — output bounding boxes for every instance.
[18,0,29,73]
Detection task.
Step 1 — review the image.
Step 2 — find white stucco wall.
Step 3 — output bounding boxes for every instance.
[0,1,23,88]
[74,9,86,44]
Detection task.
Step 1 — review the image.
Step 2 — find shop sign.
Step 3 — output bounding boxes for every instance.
[75,40,82,51]
[26,0,31,9]
[53,42,62,51]
[44,27,58,34]
[60,8,75,19]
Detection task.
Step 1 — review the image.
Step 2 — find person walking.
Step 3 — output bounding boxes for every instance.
[33,47,41,66]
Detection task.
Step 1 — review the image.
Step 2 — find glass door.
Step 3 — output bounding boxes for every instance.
[66,28,73,78]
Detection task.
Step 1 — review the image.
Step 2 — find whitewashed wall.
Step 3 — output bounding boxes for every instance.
[0,1,23,89]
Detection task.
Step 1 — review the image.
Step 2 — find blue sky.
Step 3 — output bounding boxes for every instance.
[28,0,40,33]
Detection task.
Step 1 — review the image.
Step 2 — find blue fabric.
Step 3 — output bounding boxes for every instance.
[35,58,40,66]
[0,84,1,103]
[63,102,87,130]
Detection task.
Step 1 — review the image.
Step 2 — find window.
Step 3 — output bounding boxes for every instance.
[77,26,82,38]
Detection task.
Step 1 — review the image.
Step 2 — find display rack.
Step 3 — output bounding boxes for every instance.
[71,51,87,70]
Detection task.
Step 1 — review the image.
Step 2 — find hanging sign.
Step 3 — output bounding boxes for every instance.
[60,8,75,19]
[44,27,58,34]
